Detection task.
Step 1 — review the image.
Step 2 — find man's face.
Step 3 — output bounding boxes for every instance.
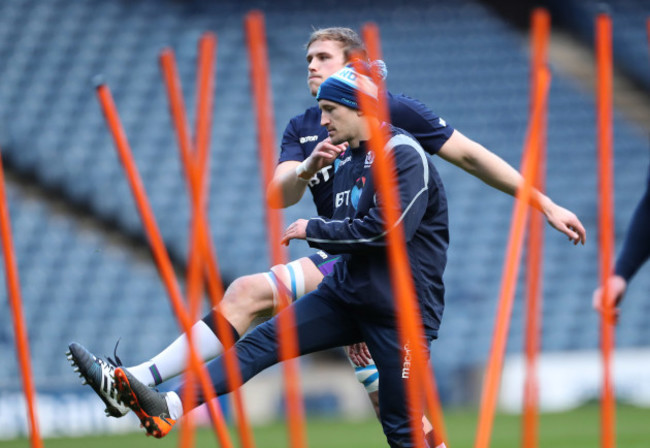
[318,99,361,146]
[306,39,347,96]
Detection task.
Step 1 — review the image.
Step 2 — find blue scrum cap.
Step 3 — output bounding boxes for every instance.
[316,62,380,110]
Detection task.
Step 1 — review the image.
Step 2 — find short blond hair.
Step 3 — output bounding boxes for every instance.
[305,27,367,61]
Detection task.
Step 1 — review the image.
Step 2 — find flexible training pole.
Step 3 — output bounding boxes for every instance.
[191,31,227,307]
[158,41,226,317]
[95,82,234,448]
[159,43,255,448]
[595,11,616,448]
[360,23,442,448]
[355,76,426,448]
[192,32,256,448]
[362,22,448,448]
[474,67,551,448]
[179,43,205,448]
[245,10,307,448]
[522,8,550,448]
[178,34,212,448]
[0,147,43,448]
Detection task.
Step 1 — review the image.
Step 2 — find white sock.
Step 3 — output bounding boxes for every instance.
[435,443,447,448]
[165,391,184,420]
[126,320,224,387]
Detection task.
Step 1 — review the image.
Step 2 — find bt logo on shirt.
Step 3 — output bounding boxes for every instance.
[334,177,366,209]
[307,165,334,187]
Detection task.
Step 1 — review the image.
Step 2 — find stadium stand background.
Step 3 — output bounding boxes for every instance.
[0,0,648,424]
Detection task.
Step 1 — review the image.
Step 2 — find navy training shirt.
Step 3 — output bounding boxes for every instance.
[304,126,449,336]
[615,163,650,281]
[279,92,454,218]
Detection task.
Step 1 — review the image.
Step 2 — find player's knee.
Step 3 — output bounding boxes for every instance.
[268,260,308,304]
[224,274,274,312]
[354,362,379,393]
[224,275,254,303]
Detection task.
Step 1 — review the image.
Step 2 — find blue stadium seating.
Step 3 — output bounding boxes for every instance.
[543,0,650,91]
[0,0,648,404]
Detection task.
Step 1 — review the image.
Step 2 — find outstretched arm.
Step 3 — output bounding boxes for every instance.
[436,130,586,245]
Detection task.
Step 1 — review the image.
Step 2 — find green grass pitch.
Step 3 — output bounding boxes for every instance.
[3,404,648,447]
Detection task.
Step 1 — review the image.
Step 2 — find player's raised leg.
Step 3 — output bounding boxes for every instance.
[67,255,324,417]
[125,256,325,385]
[115,287,362,438]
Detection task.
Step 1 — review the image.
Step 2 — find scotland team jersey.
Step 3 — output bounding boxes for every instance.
[615,163,650,281]
[279,92,454,218]
[304,126,449,336]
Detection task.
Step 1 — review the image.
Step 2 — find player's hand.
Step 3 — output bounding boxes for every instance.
[281,219,309,246]
[543,202,586,245]
[592,275,627,325]
[346,343,373,367]
[302,138,347,174]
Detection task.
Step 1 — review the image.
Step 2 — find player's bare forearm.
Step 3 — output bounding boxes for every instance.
[437,130,521,196]
[437,130,586,245]
[267,161,308,209]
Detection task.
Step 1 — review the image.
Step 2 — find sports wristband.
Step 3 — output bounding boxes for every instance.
[296,161,313,181]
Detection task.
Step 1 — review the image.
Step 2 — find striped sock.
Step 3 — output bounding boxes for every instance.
[127,318,231,387]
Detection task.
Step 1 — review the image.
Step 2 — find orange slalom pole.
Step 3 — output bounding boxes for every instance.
[180,171,203,448]
[522,9,550,448]
[244,11,287,267]
[177,37,213,448]
[0,147,43,448]
[160,43,255,448]
[190,32,224,321]
[192,33,225,308]
[356,94,427,448]
[159,46,202,448]
[474,67,551,448]
[361,23,449,445]
[159,48,255,448]
[530,9,550,80]
[595,12,616,448]
[244,10,306,448]
[194,32,216,183]
[95,82,234,448]
[193,32,256,448]
[359,24,441,448]
[186,33,218,312]
[179,35,216,448]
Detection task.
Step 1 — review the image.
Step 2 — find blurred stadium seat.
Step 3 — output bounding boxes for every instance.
[0,0,648,405]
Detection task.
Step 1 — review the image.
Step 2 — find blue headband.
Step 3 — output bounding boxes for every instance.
[316,64,379,110]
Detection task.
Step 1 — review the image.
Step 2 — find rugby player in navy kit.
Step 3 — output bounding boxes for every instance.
[112,64,449,447]
[68,27,586,445]
[593,161,650,318]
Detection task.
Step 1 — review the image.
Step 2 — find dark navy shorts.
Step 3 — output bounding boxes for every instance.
[307,250,341,277]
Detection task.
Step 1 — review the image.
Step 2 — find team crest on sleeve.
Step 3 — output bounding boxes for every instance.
[364,151,375,168]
